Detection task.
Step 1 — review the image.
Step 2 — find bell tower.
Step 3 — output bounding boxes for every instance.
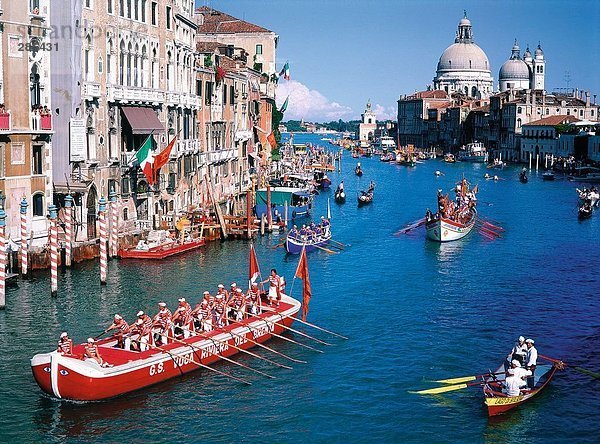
[532,43,545,90]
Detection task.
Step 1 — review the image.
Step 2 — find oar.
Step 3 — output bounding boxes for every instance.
[411,381,483,395]
[268,311,348,339]
[225,322,305,364]
[312,244,339,255]
[540,354,600,379]
[94,329,110,340]
[179,324,291,370]
[270,242,285,249]
[165,332,275,379]
[239,318,324,353]
[262,312,332,346]
[146,342,251,385]
[328,239,348,248]
[435,371,505,384]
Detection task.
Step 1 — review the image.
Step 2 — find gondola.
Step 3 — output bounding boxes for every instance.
[357,190,373,206]
[334,188,346,203]
[519,170,528,183]
[578,202,593,220]
[355,166,363,176]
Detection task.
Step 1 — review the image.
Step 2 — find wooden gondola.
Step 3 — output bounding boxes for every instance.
[334,188,346,203]
[519,170,528,183]
[578,202,593,220]
[355,166,363,176]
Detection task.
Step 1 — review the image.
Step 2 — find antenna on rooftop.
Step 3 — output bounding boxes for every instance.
[563,71,571,89]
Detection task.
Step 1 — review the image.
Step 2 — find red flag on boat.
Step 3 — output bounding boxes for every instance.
[295,246,312,321]
[249,243,261,286]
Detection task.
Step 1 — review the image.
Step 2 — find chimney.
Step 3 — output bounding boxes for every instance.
[585,91,590,107]
[575,88,578,99]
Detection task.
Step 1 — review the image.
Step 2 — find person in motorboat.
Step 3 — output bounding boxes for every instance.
[525,338,538,388]
[57,332,73,355]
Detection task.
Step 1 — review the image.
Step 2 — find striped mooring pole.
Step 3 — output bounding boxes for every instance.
[64,194,73,267]
[98,197,107,285]
[49,204,58,297]
[0,208,6,309]
[109,190,118,258]
[20,197,28,277]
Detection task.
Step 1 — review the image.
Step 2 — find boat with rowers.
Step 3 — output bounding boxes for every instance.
[483,358,563,416]
[425,179,478,242]
[118,228,205,260]
[285,220,332,254]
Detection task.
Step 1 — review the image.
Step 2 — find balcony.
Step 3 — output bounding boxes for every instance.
[107,85,165,104]
[208,148,237,164]
[40,115,52,130]
[0,112,10,131]
[84,82,101,99]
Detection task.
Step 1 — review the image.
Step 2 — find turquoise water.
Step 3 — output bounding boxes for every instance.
[0,133,598,442]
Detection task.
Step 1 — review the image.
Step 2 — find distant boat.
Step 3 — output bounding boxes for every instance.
[457,142,488,162]
[542,171,555,181]
[118,230,205,260]
[355,165,363,176]
[285,226,332,254]
[334,187,346,203]
[444,153,456,163]
[373,136,397,152]
[357,182,375,206]
[255,187,312,220]
[519,169,528,183]
[578,201,593,220]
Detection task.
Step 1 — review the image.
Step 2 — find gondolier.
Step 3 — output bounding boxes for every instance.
[525,338,538,388]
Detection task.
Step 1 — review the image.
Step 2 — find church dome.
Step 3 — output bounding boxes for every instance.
[499,59,530,80]
[437,43,490,72]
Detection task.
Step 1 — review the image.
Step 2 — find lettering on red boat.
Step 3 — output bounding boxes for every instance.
[149,361,165,376]
[234,335,248,346]
[200,342,229,359]
[251,323,274,339]
[493,395,522,404]
[172,352,194,368]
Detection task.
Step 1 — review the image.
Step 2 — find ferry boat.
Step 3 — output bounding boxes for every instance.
[374,136,397,152]
[31,295,300,401]
[118,230,205,260]
[255,187,313,220]
[457,142,488,162]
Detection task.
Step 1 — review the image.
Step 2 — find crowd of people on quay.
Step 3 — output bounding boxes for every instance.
[503,336,538,395]
[288,217,331,242]
[426,178,477,224]
[56,269,288,363]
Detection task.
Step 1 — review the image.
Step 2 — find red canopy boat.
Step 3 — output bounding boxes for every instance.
[118,230,205,259]
[31,295,300,401]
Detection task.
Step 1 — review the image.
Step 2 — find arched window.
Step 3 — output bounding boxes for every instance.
[141,45,147,87]
[30,63,41,107]
[119,41,125,84]
[516,118,522,128]
[133,44,139,86]
[123,207,129,220]
[471,86,477,97]
[127,43,133,86]
[464,86,468,95]
[517,106,522,114]
[32,193,44,217]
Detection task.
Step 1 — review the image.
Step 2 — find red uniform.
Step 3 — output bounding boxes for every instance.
[57,338,73,355]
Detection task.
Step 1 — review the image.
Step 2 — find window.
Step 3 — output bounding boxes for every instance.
[223,86,227,104]
[256,44,263,55]
[127,0,132,18]
[141,0,147,22]
[30,0,40,13]
[166,6,172,29]
[122,207,129,221]
[85,0,92,8]
[230,85,235,105]
[134,0,139,20]
[546,108,549,115]
[107,0,113,13]
[196,80,202,96]
[33,193,44,217]
[98,57,103,74]
[151,1,158,25]
[168,173,176,190]
[11,142,25,165]
[121,177,130,195]
[517,106,522,114]
[32,145,43,174]
[0,144,5,178]
[120,0,124,16]
[205,82,213,105]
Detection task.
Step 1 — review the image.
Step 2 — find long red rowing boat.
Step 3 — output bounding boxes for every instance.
[31,295,300,401]
[118,237,205,259]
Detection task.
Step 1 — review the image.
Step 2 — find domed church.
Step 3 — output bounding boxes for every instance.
[433,12,494,99]
[499,41,545,92]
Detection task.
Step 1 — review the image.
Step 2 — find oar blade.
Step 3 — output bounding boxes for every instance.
[434,376,477,384]
[410,383,468,395]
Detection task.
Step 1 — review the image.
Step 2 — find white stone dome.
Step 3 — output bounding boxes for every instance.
[499,59,530,80]
[437,43,490,72]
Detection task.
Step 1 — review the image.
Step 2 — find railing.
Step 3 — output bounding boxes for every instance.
[107,85,166,103]
[208,149,237,164]
[0,113,10,131]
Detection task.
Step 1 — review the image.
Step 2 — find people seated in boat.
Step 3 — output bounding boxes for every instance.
[320,216,330,229]
[261,268,282,307]
[130,311,153,352]
[506,336,527,369]
[172,298,193,339]
[84,338,111,367]
[484,173,491,179]
[57,332,73,355]
[368,181,375,192]
[213,293,227,328]
[216,284,228,302]
[192,295,212,332]
[136,240,149,251]
[507,359,532,380]
[525,338,537,388]
[503,362,530,397]
[228,288,246,322]
[246,282,262,316]
[289,225,299,239]
[106,314,130,349]
[300,225,308,237]
[337,181,344,192]
[153,302,172,346]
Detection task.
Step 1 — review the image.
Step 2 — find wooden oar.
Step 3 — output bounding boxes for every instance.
[165,333,275,379]
[411,381,483,395]
[261,307,348,339]
[312,243,339,255]
[395,218,426,236]
[179,325,292,370]
[94,329,110,340]
[146,342,251,385]
[247,318,324,353]
[540,354,600,379]
[435,371,504,384]
[328,239,348,248]
[262,312,332,346]
[270,241,285,249]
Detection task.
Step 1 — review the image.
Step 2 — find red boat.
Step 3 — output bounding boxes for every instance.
[483,359,561,416]
[31,295,300,401]
[118,236,205,259]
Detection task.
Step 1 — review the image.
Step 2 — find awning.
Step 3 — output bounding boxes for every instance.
[121,107,163,135]
[53,181,91,193]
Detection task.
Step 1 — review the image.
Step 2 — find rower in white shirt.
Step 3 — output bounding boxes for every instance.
[525,338,538,388]
[507,359,532,381]
[506,335,527,369]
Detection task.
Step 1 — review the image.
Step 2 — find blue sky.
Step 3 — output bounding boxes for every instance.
[199,0,600,122]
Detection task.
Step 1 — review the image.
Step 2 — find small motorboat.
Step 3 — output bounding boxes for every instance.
[542,171,555,181]
[444,153,456,163]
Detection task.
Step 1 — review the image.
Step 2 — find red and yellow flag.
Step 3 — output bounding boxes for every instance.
[153,133,179,181]
[295,246,312,321]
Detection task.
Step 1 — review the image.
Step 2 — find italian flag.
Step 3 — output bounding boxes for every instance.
[279,62,290,81]
[136,136,155,185]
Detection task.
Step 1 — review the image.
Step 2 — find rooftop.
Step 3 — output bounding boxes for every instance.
[196,6,273,34]
[524,115,580,126]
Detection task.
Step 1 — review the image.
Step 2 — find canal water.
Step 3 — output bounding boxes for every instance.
[0,133,598,442]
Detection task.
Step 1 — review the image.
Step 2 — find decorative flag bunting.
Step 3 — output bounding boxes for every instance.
[135,136,155,185]
[280,96,289,113]
[153,133,179,181]
[295,246,312,321]
[279,62,290,81]
[249,243,261,287]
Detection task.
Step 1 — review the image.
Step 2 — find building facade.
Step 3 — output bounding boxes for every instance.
[499,41,546,92]
[358,101,376,145]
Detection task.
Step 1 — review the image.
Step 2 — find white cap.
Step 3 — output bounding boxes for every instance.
[114,314,122,320]
[87,338,94,343]
[158,302,166,307]
[518,336,525,342]
[216,294,223,299]
[237,288,243,293]
[60,332,68,338]
[178,298,186,302]
[203,291,210,295]
[252,282,258,287]
[231,283,237,287]
[525,338,534,344]
[321,216,325,219]
[511,359,521,367]
[137,311,144,317]
[218,284,224,289]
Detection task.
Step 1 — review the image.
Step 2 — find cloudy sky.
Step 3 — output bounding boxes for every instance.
[201,0,600,122]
